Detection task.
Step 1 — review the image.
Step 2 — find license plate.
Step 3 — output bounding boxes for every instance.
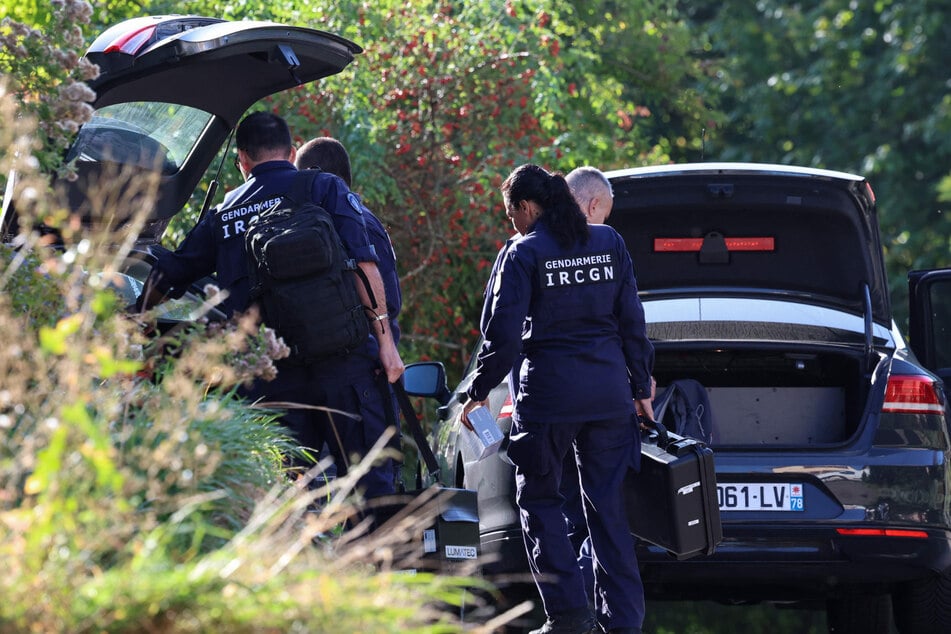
[717,483,804,511]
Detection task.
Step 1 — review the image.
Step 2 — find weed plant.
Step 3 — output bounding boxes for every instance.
[0,83,510,633]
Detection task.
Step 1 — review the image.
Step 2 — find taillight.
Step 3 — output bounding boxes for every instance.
[499,394,514,420]
[654,237,775,252]
[882,375,946,415]
[103,25,157,55]
[836,527,928,539]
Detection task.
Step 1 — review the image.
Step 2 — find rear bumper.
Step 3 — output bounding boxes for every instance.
[640,524,951,601]
[479,524,951,601]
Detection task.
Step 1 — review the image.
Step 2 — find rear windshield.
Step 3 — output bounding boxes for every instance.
[646,320,888,345]
[642,297,894,346]
[66,102,213,174]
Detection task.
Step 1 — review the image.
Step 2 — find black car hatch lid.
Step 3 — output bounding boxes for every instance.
[605,163,892,327]
[86,16,363,126]
[54,16,362,231]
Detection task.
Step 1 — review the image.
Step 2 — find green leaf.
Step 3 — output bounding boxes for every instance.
[39,313,83,355]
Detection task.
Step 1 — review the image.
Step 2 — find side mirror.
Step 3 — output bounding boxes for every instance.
[403,361,452,405]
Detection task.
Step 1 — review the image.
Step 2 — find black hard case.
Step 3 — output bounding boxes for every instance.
[369,486,480,573]
[624,423,722,560]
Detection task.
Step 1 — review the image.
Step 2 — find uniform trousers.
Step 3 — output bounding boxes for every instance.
[244,353,397,500]
[507,414,644,631]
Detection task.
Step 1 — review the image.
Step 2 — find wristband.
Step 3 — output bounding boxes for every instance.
[371,312,389,322]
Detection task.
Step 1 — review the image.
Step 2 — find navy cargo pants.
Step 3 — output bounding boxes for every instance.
[507,414,644,631]
[246,353,397,500]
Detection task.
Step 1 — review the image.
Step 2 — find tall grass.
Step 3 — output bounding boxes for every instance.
[0,83,512,633]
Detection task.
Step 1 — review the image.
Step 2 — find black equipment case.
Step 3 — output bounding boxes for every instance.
[367,485,479,573]
[624,420,722,560]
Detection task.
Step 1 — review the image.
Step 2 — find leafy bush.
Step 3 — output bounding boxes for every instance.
[0,243,67,328]
[0,0,98,177]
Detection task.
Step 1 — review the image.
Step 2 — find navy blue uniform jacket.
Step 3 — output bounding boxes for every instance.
[468,221,654,424]
[151,161,376,317]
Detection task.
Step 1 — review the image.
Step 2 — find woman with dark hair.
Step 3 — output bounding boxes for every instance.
[462,164,654,634]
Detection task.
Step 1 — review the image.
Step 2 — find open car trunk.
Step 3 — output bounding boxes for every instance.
[603,164,898,449]
[651,342,884,446]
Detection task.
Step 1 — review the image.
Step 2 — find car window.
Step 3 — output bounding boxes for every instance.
[646,321,885,345]
[644,297,894,346]
[66,102,213,175]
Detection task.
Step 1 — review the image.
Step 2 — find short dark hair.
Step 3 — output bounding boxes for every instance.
[296,137,352,186]
[235,111,292,161]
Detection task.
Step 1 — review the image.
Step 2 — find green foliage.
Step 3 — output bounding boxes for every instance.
[940,175,951,202]
[0,0,98,177]
[0,277,481,632]
[0,88,488,631]
[0,244,68,328]
[550,0,721,166]
[689,0,951,328]
[645,600,826,633]
[251,0,715,380]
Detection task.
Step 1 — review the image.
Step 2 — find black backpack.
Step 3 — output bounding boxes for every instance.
[245,170,372,361]
[652,378,718,445]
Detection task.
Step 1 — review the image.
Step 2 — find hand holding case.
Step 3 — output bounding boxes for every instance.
[624,419,723,560]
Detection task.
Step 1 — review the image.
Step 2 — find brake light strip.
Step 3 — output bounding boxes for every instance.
[103,25,157,55]
[836,528,929,539]
[653,237,775,252]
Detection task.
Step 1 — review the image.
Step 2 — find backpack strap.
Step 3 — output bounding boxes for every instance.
[393,379,441,482]
[293,169,380,313]
[355,267,378,311]
[287,168,321,207]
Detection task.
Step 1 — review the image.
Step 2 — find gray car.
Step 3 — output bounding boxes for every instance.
[405,163,951,634]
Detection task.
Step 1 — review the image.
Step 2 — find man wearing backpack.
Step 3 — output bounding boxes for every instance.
[137,112,403,502]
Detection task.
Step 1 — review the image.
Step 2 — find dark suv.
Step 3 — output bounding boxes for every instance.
[405,163,951,634]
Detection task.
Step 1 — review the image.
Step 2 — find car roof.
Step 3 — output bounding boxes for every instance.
[59,15,362,233]
[604,162,866,183]
[604,162,891,326]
